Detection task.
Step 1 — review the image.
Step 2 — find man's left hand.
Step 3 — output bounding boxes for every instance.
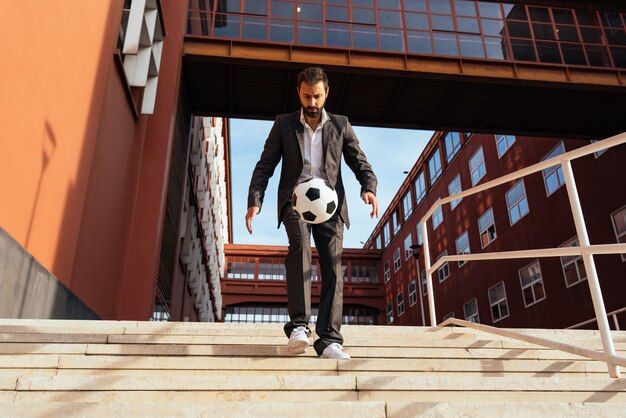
[361,191,379,219]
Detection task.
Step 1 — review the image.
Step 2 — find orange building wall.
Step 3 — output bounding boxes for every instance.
[0,1,127,297]
[0,1,190,319]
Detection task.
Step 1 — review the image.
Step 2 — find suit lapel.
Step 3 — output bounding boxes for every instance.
[292,112,305,163]
[322,112,335,167]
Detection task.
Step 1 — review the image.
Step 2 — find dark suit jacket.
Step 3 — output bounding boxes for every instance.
[248,110,377,229]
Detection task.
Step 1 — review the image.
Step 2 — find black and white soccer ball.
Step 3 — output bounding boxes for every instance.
[292,178,338,224]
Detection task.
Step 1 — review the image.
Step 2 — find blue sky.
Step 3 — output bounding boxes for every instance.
[230,118,433,248]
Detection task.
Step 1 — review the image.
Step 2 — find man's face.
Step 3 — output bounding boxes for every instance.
[298,81,328,119]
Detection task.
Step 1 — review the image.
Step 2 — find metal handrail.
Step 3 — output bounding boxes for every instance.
[568,306,626,330]
[440,318,626,369]
[419,131,626,378]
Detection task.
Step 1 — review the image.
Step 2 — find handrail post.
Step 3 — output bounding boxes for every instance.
[562,160,620,378]
[421,218,437,326]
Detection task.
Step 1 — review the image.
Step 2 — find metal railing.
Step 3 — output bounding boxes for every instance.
[419,131,626,378]
[440,317,626,370]
[568,306,626,331]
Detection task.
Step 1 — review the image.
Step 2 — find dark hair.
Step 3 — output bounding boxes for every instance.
[297,67,328,90]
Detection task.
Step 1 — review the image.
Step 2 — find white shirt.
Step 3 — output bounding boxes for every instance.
[298,108,329,183]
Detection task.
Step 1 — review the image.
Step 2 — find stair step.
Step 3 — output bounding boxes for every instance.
[0,354,608,374]
[0,401,623,418]
[1,342,610,361]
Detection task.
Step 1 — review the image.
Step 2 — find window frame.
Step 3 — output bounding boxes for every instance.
[448,173,463,210]
[384,260,391,283]
[415,171,427,204]
[611,205,626,262]
[478,207,497,249]
[437,250,450,283]
[421,270,428,296]
[387,302,394,323]
[455,231,470,268]
[463,298,479,323]
[469,146,487,186]
[560,237,587,288]
[506,180,530,226]
[444,132,462,163]
[393,247,402,272]
[432,202,444,230]
[488,281,509,323]
[404,233,413,260]
[402,190,413,221]
[408,279,418,306]
[542,141,566,197]
[397,291,405,316]
[495,134,516,158]
[428,147,443,185]
[518,260,547,308]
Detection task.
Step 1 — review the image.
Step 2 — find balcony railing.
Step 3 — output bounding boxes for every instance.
[419,131,626,377]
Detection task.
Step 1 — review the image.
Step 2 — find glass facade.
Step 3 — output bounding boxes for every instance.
[187,1,626,69]
[226,255,379,283]
[224,304,379,324]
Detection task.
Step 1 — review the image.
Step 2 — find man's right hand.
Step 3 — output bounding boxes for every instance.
[245,207,260,234]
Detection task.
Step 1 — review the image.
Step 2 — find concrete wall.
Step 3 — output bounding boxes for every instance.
[0,227,98,319]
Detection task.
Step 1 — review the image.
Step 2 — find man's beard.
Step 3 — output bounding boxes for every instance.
[303,105,323,118]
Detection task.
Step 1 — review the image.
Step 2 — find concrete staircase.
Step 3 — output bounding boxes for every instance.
[1,319,625,417]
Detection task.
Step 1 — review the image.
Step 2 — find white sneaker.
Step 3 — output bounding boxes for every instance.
[287,326,309,354]
[320,343,350,359]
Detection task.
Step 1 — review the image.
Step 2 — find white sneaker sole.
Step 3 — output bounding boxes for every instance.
[287,338,309,354]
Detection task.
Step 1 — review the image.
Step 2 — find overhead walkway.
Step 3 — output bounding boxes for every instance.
[0,319,625,417]
[184,1,626,138]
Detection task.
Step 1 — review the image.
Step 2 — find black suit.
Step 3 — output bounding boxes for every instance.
[248,110,377,354]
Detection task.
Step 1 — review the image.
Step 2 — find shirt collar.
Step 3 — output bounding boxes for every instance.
[300,108,329,129]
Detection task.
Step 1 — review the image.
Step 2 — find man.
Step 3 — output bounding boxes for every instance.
[246,67,378,359]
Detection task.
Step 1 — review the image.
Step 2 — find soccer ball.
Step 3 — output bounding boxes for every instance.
[292,178,338,224]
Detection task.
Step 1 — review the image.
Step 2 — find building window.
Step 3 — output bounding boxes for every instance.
[350,262,379,284]
[415,171,426,204]
[258,258,286,280]
[592,139,607,158]
[404,234,413,260]
[384,261,391,283]
[455,231,470,267]
[448,174,462,210]
[416,222,423,245]
[542,142,566,196]
[387,302,394,323]
[437,250,450,283]
[463,298,479,323]
[408,279,417,306]
[428,148,443,185]
[444,132,462,163]
[383,222,391,246]
[312,264,319,282]
[402,191,413,220]
[611,205,626,262]
[519,260,546,307]
[478,208,497,248]
[560,238,587,287]
[488,282,509,323]
[421,270,427,296]
[226,257,256,279]
[506,180,529,225]
[375,234,382,249]
[397,291,405,316]
[393,248,402,272]
[495,134,516,158]
[392,209,401,235]
[469,146,487,186]
[432,204,444,230]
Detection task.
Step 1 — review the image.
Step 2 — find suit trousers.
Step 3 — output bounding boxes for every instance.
[282,203,344,355]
